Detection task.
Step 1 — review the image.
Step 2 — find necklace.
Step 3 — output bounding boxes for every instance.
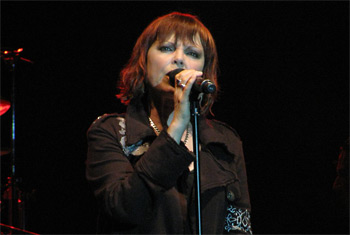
[148,117,189,144]
[148,117,161,134]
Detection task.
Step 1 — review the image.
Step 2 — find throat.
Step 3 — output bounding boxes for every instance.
[148,95,173,132]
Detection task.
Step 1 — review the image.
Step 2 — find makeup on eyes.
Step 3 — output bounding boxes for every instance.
[157,42,203,59]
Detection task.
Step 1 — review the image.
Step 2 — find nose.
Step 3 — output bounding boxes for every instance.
[173,50,184,68]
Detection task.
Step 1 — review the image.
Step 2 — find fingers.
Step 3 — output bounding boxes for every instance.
[172,69,202,123]
[174,69,203,94]
[166,69,203,144]
[176,80,186,89]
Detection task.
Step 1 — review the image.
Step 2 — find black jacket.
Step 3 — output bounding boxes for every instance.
[86,100,252,234]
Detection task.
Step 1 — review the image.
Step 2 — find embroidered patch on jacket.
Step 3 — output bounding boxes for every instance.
[116,117,149,157]
[224,205,252,234]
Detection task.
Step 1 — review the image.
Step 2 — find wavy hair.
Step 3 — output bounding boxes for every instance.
[116,12,219,115]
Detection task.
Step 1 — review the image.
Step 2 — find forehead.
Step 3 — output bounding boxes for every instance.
[158,33,203,47]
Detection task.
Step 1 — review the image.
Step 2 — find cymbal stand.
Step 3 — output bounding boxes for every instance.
[1,48,33,231]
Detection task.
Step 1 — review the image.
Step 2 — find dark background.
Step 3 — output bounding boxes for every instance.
[1,1,348,234]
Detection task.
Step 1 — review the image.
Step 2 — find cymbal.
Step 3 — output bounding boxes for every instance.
[0,99,11,116]
[0,149,11,156]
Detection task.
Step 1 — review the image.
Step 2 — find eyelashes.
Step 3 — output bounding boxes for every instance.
[158,45,202,59]
[187,51,200,58]
[158,46,173,52]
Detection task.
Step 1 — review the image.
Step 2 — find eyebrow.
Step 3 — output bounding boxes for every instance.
[161,40,203,50]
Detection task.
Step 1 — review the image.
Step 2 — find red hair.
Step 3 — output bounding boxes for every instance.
[116,12,219,115]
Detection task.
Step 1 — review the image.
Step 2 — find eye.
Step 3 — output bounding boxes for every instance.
[158,46,174,52]
[187,51,200,58]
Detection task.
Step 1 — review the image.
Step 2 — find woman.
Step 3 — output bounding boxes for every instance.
[86,12,252,234]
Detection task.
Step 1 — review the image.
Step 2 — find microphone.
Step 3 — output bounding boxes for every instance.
[167,68,216,94]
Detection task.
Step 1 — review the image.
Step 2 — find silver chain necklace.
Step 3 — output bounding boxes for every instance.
[148,117,189,144]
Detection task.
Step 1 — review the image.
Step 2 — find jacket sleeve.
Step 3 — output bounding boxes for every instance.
[235,142,251,211]
[85,115,193,225]
[224,135,253,234]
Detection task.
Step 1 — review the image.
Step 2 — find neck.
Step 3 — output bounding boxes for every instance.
[147,91,174,132]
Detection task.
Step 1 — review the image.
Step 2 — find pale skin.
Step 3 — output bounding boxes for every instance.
[146,34,205,147]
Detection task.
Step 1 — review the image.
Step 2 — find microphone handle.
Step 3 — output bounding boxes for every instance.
[166,69,216,94]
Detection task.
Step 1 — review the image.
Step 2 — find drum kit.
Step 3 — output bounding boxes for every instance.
[1,48,38,234]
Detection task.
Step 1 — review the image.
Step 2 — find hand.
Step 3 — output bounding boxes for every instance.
[167,69,203,144]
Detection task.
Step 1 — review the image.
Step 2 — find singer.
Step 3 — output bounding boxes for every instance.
[86,12,252,234]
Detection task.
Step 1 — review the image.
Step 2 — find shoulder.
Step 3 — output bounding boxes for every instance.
[91,113,124,125]
[200,118,243,156]
[207,118,242,141]
[87,113,126,134]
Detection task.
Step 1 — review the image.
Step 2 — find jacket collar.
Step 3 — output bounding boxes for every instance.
[125,99,156,145]
[125,99,240,156]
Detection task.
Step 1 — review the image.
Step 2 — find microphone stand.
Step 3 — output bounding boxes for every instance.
[167,68,216,234]
[190,97,202,235]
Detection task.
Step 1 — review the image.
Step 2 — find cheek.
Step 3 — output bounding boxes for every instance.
[198,62,205,72]
[146,55,166,86]
[192,59,205,72]
[187,54,205,71]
